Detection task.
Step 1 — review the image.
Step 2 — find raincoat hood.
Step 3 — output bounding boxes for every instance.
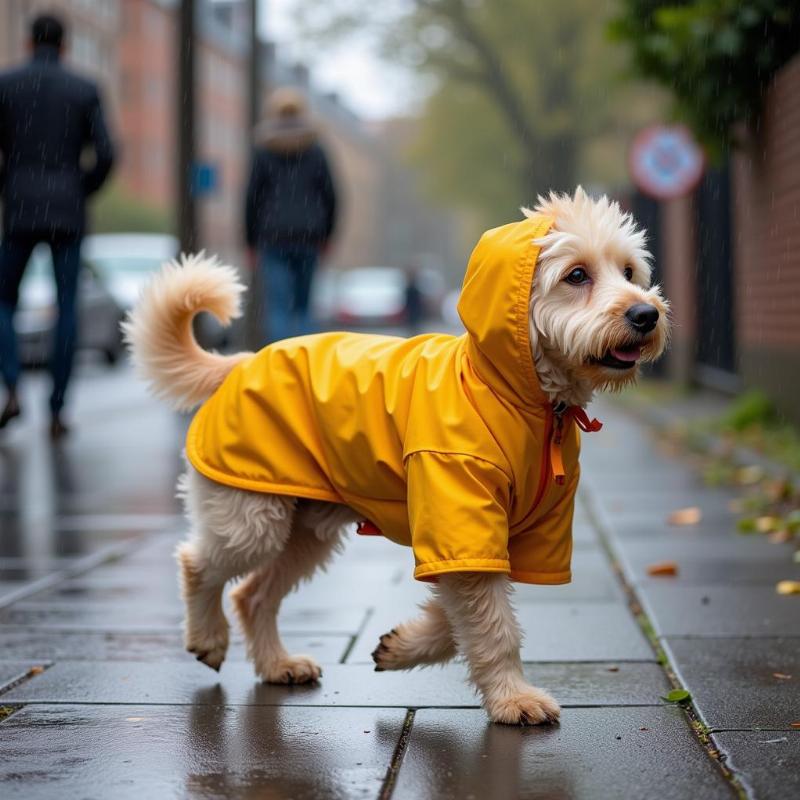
[458,214,555,409]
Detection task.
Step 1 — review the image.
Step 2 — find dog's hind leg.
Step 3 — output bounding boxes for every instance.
[231,501,354,684]
[371,595,457,671]
[176,541,233,671]
[177,468,296,672]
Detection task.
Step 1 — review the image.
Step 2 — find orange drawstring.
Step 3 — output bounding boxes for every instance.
[550,407,602,484]
[356,519,382,536]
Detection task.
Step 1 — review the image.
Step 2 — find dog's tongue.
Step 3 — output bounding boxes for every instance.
[611,345,642,362]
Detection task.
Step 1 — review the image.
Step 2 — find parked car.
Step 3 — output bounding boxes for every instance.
[82,233,179,312]
[333,267,408,327]
[16,244,124,366]
[82,233,227,348]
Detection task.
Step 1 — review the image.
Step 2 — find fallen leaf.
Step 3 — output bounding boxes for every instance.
[647,561,679,577]
[607,666,619,672]
[662,689,691,704]
[769,480,793,502]
[772,673,792,680]
[776,581,800,596]
[791,722,800,729]
[737,517,758,534]
[667,507,702,526]
[756,516,780,533]
[27,666,44,676]
[735,465,765,485]
[768,530,791,544]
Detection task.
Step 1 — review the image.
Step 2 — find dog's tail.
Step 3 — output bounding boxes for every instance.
[122,253,251,411]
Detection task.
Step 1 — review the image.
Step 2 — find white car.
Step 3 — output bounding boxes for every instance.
[82,233,228,348]
[82,233,180,312]
[333,267,409,327]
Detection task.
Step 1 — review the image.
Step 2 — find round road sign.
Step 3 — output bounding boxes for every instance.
[629,125,705,200]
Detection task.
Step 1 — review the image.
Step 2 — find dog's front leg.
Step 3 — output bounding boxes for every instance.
[371,595,457,671]
[437,572,560,725]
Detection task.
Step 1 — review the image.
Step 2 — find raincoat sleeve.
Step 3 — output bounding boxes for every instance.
[406,451,513,581]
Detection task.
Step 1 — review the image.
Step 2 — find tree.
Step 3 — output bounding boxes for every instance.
[610,1,800,153]
[295,0,664,226]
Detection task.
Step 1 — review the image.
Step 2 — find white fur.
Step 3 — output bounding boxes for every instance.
[121,253,251,411]
[126,188,670,724]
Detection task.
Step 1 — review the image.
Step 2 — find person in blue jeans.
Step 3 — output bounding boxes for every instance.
[245,88,337,343]
[0,15,114,437]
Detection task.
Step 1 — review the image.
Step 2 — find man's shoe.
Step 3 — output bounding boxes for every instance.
[49,415,70,440]
[0,396,21,429]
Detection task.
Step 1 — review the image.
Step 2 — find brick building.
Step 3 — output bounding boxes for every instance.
[730,54,800,424]
[0,0,462,272]
[657,53,800,423]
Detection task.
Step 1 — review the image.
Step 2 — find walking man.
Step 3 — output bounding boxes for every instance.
[245,88,337,343]
[0,14,115,438]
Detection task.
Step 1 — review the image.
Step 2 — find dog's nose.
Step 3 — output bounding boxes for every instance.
[625,303,659,334]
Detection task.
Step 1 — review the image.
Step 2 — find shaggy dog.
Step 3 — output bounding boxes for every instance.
[124,188,669,725]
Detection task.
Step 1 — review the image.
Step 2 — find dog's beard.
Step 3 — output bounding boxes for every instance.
[530,285,669,404]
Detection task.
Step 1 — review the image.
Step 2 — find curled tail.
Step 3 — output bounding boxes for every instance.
[122,253,252,411]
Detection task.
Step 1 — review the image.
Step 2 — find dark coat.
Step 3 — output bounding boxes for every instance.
[0,45,115,238]
[245,137,337,249]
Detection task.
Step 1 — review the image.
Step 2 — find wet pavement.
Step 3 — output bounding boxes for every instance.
[0,364,797,798]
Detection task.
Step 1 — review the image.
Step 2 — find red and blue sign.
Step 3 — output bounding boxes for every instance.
[629,125,705,200]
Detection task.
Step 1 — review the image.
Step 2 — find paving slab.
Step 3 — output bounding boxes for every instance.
[393,707,731,800]
[0,600,368,635]
[714,731,800,800]
[613,536,799,586]
[0,627,351,663]
[597,506,740,543]
[349,601,654,663]
[640,585,800,637]
[664,638,800,730]
[2,660,671,708]
[0,703,404,799]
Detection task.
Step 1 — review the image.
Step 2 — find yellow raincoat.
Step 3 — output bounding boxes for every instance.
[187,215,600,584]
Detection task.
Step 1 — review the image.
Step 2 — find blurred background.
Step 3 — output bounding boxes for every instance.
[1,0,797,425]
[0,0,798,425]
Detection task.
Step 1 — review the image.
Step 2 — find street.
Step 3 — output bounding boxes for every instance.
[0,360,796,798]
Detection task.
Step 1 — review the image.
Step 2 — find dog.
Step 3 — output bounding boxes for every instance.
[124,187,669,725]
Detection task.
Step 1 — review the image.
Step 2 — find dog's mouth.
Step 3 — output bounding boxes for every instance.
[592,343,642,370]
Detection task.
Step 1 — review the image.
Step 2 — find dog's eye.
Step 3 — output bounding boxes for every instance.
[565,267,589,285]
[624,265,634,282]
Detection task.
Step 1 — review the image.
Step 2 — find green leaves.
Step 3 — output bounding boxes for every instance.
[662,689,692,704]
[610,1,800,154]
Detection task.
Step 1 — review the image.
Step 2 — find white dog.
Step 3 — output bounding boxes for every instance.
[124,188,669,725]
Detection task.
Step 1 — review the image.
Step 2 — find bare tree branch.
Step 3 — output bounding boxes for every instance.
[416,0,539,158]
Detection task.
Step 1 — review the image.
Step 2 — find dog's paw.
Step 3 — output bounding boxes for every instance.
[485,686,561,726]
[371,628,405,671]
[186,629,229,672]
[260,655,322,685]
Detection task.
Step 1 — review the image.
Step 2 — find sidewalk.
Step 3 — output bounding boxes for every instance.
[0,368,796,798]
